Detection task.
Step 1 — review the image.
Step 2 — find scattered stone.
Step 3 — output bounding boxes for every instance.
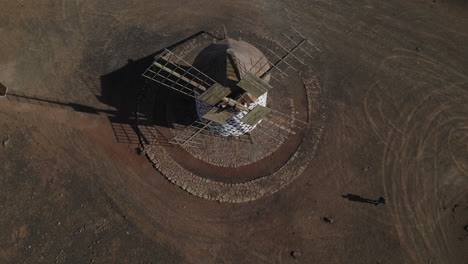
[323,217,334,223]
[136,146,146,155]
[416,46,422,52]
[3,136,10,147]
[290,250,301,259]
[0,82,7,96]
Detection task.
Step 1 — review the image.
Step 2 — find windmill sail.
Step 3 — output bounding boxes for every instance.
[140,27,316,148]
[250,108,308,144]
[142,49,218,98]
[245,26,320,80]
[170,120,214,147]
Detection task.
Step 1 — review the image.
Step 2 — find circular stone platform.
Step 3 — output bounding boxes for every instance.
[171,68,296,167]
[136,31,327,202]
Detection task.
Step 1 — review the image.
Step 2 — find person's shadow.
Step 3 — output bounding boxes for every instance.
[341,194,386,206]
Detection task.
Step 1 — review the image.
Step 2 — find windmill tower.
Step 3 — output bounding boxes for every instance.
[142,26,320,147]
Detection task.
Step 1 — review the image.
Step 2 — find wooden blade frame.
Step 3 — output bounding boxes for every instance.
[245,26,321,80]
[240,105,271,126]
[142,29,315,147]
[226,49,241,81]
[252,108,308,143]
[237,72,272,98]
[170,120,215,147]
[142,49,218,99]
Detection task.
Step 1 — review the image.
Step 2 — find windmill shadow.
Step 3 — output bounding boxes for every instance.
[97,31,216,145]
[5,31,217,146]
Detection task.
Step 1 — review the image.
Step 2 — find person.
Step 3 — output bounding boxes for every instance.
[377,197,386,205]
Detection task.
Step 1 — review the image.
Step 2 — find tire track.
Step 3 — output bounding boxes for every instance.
[365,49,468,263]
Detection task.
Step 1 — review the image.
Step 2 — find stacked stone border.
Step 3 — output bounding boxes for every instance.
[143,69,326,202]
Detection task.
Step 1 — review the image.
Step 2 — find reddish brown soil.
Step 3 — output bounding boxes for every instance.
[1,0,467,263]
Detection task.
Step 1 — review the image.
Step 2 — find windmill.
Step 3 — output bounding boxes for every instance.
[141,26,320,148]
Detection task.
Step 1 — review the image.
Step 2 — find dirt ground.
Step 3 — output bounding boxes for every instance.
[1,0,467,263]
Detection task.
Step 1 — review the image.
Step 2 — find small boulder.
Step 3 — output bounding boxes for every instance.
[3,137,10,147]
[290,250,301,259]
[0,82,7,96]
